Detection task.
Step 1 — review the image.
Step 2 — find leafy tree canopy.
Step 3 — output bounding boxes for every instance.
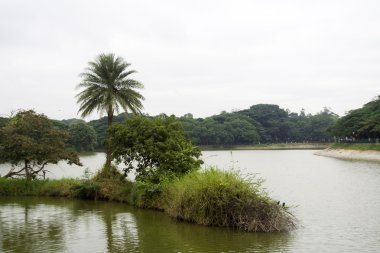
[68,122,97,152]
[108,115,203,182]
[329,95,380,139]
[0,117,9,128]
[0,110,81,180]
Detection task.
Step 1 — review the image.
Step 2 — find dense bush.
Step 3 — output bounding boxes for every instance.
[91,165,133,202]
[68,122,97,152]
[163,168,296,232]
[109,115,203,181]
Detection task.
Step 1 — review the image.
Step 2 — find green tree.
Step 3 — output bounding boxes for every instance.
[76,53,144,168]
[0,117,9,128]
[330,95,380,139]
[68,122,97,152]
[0,110,81,180]
[108,115,203,182]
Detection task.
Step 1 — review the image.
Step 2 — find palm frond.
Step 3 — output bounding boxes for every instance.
[76,53,145,120]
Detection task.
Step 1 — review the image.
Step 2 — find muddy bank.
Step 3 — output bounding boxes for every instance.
[315,148,380,162]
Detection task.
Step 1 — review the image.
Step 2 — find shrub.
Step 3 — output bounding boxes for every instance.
[108,115,203,181]
[91,165,133,202]
[163,168,296,232]
[129,180,164,209]
[71,182,99,199]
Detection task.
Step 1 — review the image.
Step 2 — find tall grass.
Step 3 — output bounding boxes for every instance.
[0,177,80,197]
[163,168,296,232]
[0,165,133,202]
[0,166,296,232]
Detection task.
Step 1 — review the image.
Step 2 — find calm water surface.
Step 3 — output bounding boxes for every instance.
[1,150,380,252]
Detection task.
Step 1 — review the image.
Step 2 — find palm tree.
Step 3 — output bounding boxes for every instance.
[76,53,144,167]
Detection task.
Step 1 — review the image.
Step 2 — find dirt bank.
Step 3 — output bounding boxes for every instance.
[314,148,380,162]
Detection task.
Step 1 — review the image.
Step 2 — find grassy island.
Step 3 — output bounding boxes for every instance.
[0,167,296,232]
[0,54,296,233]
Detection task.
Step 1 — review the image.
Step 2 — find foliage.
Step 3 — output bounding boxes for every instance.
[109,115,203,181]
[0,169,133,202]
[129,180,165,209]
[163,168,296,232]
[329,95,380,139]
[68,122,97,151]
[91,165,133,201]
[180,105,337,145]
[0,110,81,180]
[76,53,145,167]
[331,143,380,151]
[0,117,9,128]
[0,167,297,232]
[76,53,145,119]
[0,177,81,197]
[88,113,129,149]
[86,104,338,149]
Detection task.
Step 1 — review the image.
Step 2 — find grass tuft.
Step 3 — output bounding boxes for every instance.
[163,168,296,232]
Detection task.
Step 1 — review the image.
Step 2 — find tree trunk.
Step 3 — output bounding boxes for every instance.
[105,113,113,168]
[25,160,31,181]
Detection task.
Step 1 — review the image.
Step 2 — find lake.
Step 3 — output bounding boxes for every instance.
[1,150,380,252]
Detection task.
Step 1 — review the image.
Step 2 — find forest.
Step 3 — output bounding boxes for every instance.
[86,103,338,149]
[329,95,380,141]
[1,96,379,151]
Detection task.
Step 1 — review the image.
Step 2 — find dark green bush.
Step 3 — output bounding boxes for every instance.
[72,183,99,199]
[129,180,164,209]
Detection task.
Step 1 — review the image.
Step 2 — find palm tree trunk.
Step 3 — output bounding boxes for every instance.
[105,113,113,168]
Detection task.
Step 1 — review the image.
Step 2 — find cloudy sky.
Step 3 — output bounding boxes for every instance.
[0,0,379,120]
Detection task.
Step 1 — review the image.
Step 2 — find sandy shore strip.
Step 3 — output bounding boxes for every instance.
[314,148,380,162]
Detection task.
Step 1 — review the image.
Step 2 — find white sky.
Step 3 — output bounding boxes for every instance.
[0,0,379,120]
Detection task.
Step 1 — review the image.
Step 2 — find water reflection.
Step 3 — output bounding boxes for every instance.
[0,197,292,253]
[0,199,66,252]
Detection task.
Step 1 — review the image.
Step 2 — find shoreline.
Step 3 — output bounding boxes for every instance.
[314,148,380,162]
[200,143,330,151]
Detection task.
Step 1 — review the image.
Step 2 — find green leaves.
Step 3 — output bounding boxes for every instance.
[330,95,380,138]
[0,110,81,179]
[68,122,97,152]
[108,115,203,181]
[76,53,145,118]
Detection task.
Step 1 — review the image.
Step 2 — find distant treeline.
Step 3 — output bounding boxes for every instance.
[329,95,380,142]
[84,104,338,149]
[2,97,379,151]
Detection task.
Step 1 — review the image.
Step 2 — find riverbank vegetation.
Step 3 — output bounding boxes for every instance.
[164,168,295,232]
[0,53,296,233]
[330,143,380,151]
[0,167,296,232]
[329,95,380,142]
[200,143,329,150]
[0,108,296,232]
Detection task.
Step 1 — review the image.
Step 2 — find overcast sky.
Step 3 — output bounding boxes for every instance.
[0,0,379,120]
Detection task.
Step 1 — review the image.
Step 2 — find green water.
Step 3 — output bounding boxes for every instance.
[1,150,380,252]
[0,197,290,253]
